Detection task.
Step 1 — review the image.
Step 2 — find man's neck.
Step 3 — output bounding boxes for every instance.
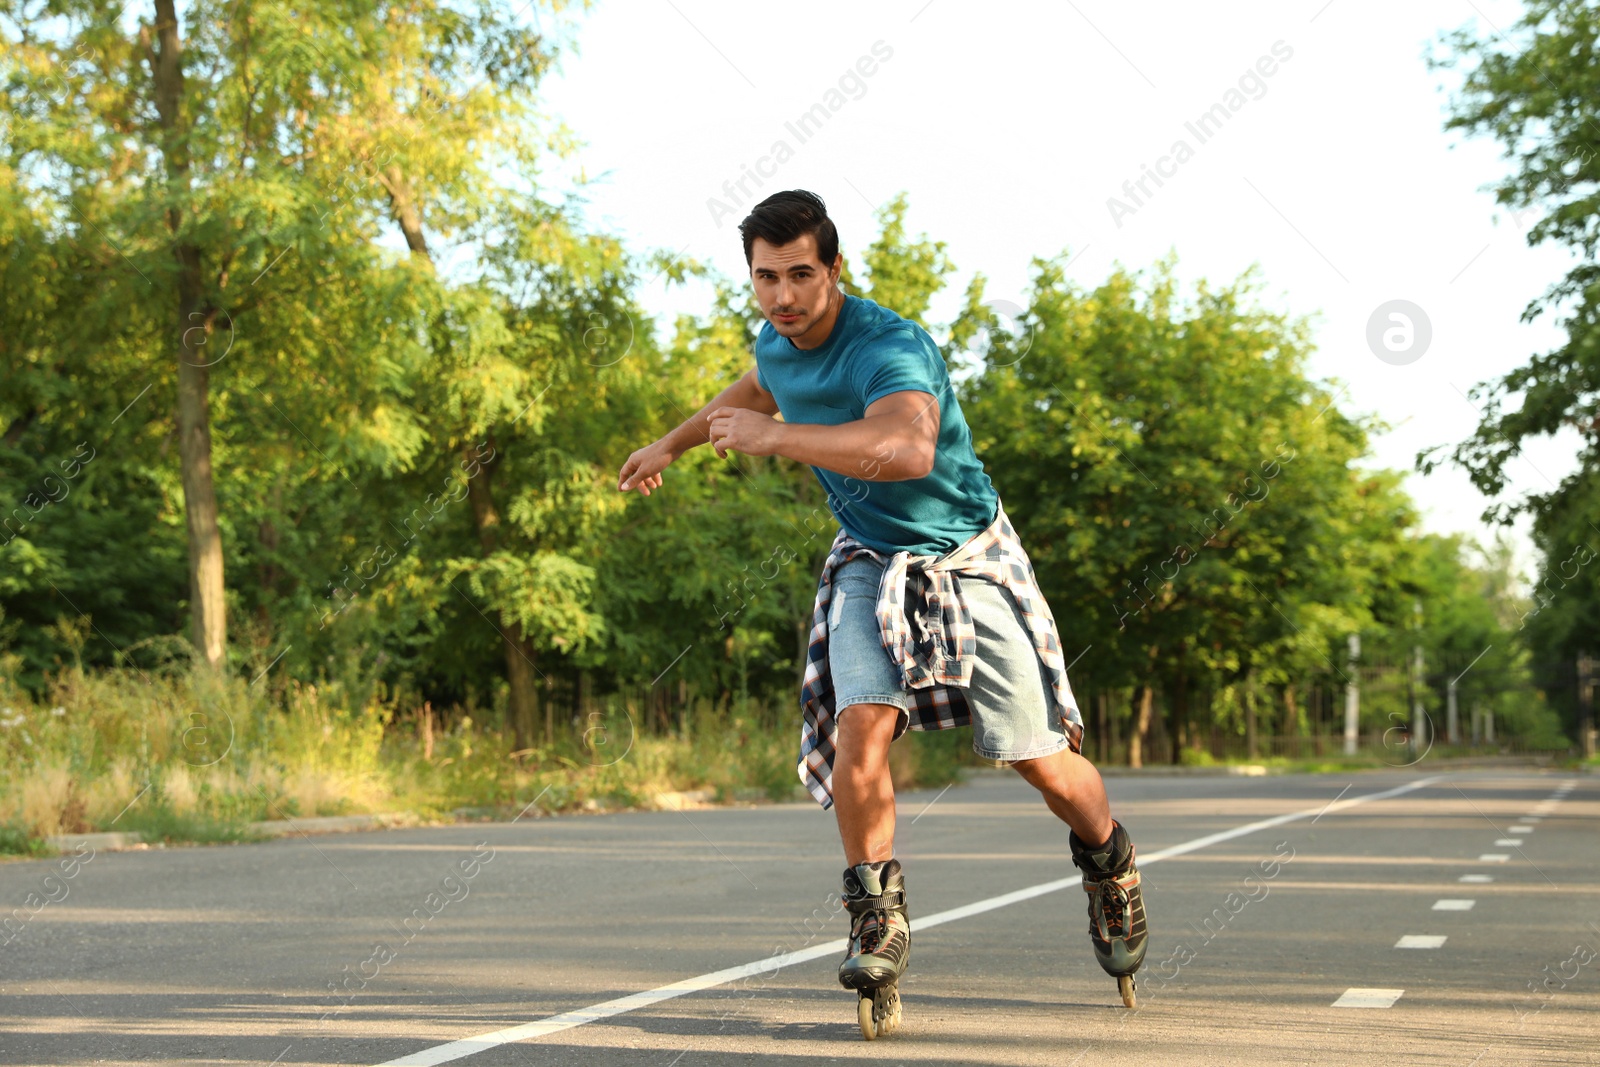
[789,287,844,351]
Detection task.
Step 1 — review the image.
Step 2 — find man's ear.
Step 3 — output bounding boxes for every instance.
[830,254,843,282]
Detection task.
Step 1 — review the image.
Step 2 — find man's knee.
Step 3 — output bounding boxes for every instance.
[836,702,902,751]
[1009,750,1064,786]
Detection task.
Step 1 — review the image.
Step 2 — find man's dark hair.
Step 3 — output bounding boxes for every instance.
[738,190,839,268]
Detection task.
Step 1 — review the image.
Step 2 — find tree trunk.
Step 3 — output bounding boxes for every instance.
[1096,690,1109,764]
[461,433,541,749]
[504,630,539,752]
[152,0,227,668]
[379,154,541,751]
[177,333,226,667]
[1129,685,1154,768]
[1244,677,1259,759]
[1108,687,1122,763]
[1312,684,1325,755]
[380,164,431,259]
[1169,675,1188,765]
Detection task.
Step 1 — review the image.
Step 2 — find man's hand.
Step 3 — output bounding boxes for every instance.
[708,407,785,459]
[618,440,676,496]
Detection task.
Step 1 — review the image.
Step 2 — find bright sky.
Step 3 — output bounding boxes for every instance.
[541,0,1583,579]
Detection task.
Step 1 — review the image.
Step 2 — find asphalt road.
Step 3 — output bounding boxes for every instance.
[2,767,1596,1066]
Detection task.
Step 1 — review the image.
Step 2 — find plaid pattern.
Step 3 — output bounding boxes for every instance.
[798,500,1085,809]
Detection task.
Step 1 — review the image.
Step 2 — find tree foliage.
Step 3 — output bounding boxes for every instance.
[0,4,1569,764]
[1426,0,1599,729]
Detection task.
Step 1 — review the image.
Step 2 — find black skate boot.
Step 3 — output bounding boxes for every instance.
[1070,821,1148,1008]
[837,858,909,1039]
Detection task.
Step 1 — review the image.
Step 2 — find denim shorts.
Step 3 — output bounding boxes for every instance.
[827,553,1070,762]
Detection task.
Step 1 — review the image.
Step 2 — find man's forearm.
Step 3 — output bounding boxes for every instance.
[662,374,770,457]
[775,418,932,482]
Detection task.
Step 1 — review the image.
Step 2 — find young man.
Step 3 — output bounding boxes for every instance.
[617,190,1148,1035]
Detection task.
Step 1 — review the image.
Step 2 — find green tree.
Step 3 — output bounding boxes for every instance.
[959,253,1424,760]
[1426,0,1600,732]
[1,0,580,671]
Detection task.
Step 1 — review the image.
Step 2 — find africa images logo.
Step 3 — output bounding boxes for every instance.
[1106,39,1295,228]
[705,41,895,227]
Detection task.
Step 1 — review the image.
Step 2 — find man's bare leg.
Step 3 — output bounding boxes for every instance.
[832,701,912,1032]
[1011,747,1114,845]
[1014,745,1147,1002]
[831,702,902,865]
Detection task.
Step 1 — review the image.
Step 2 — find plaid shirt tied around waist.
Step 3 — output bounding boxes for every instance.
[797,500,1084,809]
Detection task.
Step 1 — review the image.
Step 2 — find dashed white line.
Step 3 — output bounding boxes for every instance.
[1478,854,1510,862]
[1494,838,1521,846]
[1432,899,1475,911]
[1507,826,1533,834]
[1396,935,1448,949]
[1334,988,1405,1007]
[1458,874,1493,883]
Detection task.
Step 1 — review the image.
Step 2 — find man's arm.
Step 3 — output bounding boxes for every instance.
[707,389,941,482]
[618,368,778,494]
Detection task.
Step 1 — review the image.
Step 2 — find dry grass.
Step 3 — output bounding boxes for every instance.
[0,654,969,851]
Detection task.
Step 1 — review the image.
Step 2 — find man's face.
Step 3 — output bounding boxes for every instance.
[749,235,841,347]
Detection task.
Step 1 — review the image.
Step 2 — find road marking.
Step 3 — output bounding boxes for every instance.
[1494,839,1521,846]
[1334,988,1405,1007]
[1518,816,1541,823]
[1395,935,1447,949]
[1459,874,1493,883]
[1432,899,1475,911]
[370,776,1446,1065]
[1478,854,1510,862]
[1508,826,1533,834]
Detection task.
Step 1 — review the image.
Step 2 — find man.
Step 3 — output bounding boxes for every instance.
[617,190,1148,1035]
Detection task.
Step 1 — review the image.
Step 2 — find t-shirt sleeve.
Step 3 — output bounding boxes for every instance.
[755,361,769,393]
[851,325,947,408]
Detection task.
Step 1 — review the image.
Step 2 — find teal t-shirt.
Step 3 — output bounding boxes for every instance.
[754,294,998,557]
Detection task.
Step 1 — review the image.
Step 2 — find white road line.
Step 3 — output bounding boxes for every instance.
[1334,987,1405,1008]
[1395,935,1448,949]
[1459,874,1493,883]
[1508,826,1533,834]
[371,775,1446,1066]
[1494,838,1521,846]
[1479,854,1510,862]
[1432,899,1475,911]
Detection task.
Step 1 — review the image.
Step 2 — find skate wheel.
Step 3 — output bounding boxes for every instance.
[882,986,902,1035]
[857,985,902,1040]
[858,994,878,1040]
[1118,973,1137,1009]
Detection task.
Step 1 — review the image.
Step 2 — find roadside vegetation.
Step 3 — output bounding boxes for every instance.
[2,2,1592,853]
